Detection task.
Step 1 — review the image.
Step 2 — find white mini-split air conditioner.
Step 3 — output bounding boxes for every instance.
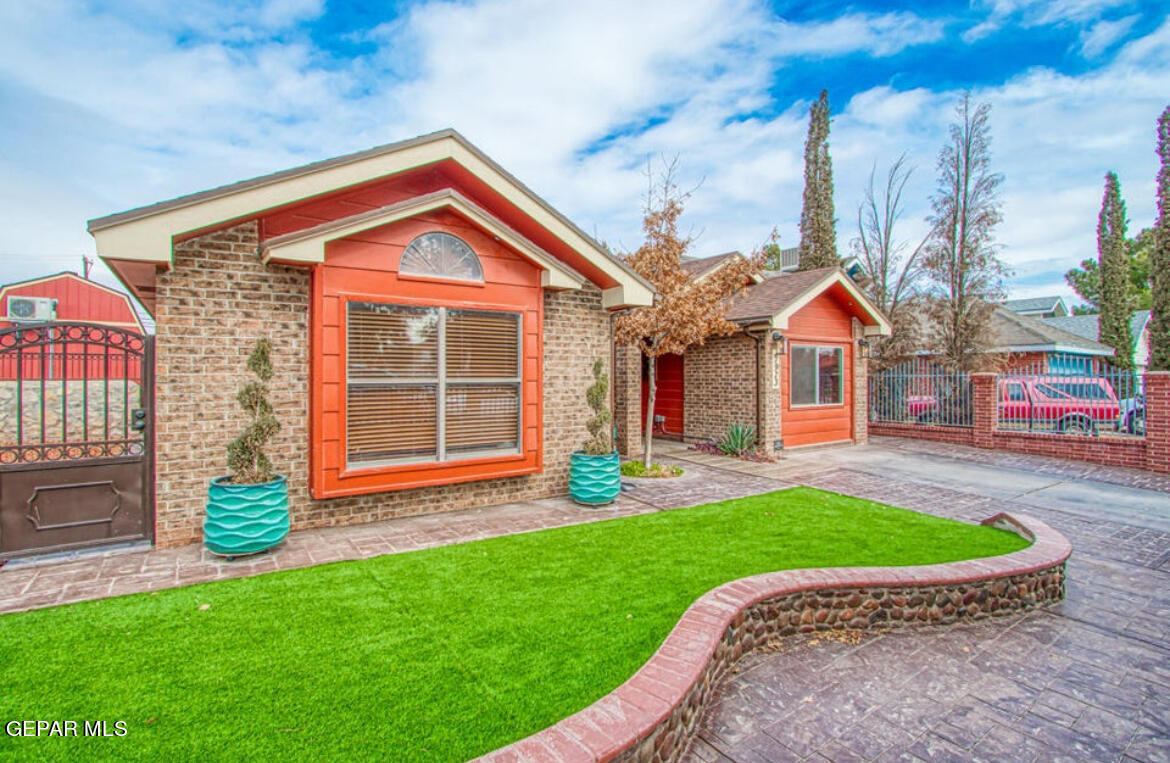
[5,296,58,322]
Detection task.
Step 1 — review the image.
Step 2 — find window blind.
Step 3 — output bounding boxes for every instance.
[346,302,521,467]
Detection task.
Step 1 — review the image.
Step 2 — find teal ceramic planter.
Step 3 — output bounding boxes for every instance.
[569,451,621,506]
[203,475,290,557]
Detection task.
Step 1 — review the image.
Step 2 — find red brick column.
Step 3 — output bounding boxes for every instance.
[972,373,996,449]
[613,344,642,457]
[1145,371,1170,473]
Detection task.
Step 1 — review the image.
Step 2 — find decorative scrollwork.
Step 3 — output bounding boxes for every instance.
[0,322,147,355]
[0,439,145,465]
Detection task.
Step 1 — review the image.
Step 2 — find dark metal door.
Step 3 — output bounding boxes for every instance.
[0,323,153,559]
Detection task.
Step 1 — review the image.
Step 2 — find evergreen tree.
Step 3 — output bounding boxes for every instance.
[1152,106,1170,371]
[1097,172,1134,369]
[797,90,838,270]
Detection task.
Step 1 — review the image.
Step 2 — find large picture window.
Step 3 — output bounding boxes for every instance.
[790,345,844,406]
[346,302,520,467]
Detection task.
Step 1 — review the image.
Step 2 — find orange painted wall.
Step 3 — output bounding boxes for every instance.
[781,290,855,447]
[310,208,544,499]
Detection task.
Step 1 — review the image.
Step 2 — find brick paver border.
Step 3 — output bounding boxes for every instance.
[477,513,1072,763]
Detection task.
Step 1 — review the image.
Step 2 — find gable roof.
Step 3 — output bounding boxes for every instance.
[990,306,1111,355]
[680,252,736,278]
[1038,310,1151,348]
[724,266,891,334]
[0,271,145,332]
[88,128,654,312]
[1003,295,1068,315]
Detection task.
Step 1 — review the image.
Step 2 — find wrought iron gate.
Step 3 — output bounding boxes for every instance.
[0,323,153,559]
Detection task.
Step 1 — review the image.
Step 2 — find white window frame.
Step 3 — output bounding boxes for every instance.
[789,344,845,408]
[345,301,523,469]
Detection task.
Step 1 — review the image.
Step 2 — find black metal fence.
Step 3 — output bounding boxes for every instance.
[998,354,1144,438]
[869,360,973,428]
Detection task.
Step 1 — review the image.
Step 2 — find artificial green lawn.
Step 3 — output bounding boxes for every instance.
[0,488,1027,761]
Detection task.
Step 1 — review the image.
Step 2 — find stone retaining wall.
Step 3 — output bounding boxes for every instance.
[478,513,1071,763]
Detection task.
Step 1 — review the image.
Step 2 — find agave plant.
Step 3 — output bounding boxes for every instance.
[717,422,757,456]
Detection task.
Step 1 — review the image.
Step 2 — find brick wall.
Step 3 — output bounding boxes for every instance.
[153,222,609,547]
[852,319,868,445]
[869,371,1170,474]
[613,344,642,457]
[484,513,1070,763]
[683,333,756,443]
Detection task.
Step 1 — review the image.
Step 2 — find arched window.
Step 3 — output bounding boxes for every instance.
[399,232,484,282]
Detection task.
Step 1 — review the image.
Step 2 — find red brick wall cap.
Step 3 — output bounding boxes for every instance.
[475,512,1070,762]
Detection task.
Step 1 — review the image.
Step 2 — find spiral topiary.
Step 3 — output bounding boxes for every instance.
[582,358,613,456]
[226,338,280,484]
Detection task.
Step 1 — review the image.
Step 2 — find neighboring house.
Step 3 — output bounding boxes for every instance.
[88,128,654,548]
[988,306,1113,373]
[621,258,891,452]
[1038,311,1152,372]
[1003,295,1070,319]
[0,271,144,332]
[904,304,1112,374]
[0,271,146,381]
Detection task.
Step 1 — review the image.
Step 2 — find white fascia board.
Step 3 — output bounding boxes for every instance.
[89,134,654,306]
[769,270,892,335]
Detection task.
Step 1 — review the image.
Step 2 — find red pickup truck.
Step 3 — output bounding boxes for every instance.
[908,376,1121,434]
[999,376,1120,434]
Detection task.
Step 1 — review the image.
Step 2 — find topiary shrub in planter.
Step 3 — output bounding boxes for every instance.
[569,359,621,506]
[204,339,290,557]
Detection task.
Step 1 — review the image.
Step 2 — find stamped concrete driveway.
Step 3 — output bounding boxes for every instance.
[643,437,1170,763]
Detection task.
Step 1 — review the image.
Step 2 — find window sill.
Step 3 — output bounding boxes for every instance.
[313,451,540,499]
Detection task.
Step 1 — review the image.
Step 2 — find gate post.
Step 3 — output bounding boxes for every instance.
[972,373,996,449]
[1145,371,1170,473]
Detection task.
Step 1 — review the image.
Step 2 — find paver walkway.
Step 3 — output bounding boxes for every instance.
[0,458,782,614]
[651,438,1170,763]
[1,436,1167,762]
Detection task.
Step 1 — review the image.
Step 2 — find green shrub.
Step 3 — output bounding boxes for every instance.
[226,339,279,484]
[581,359,613,456]
[620,461,684,478]
[717,423,757,456]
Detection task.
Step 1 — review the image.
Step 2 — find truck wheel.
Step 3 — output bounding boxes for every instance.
[1058,416,1095,436]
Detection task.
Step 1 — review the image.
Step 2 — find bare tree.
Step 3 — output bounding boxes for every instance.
[615,159,767,468]
[853,155,929,368]
[922,93,1009,371]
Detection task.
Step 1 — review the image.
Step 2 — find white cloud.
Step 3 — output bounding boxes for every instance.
[0,0,1166,313]
[1080,13,1141,56]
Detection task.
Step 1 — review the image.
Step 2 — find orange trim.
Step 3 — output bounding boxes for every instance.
[309,214,543,499]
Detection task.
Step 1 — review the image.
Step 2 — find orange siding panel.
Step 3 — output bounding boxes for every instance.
[781,291,856,448]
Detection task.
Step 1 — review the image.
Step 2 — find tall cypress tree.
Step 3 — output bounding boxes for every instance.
[1150,106,1170,371]
[1097,172,1134,370]
[797,90,838,270]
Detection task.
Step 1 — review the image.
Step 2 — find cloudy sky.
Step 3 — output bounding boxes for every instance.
[1,0,1167,314]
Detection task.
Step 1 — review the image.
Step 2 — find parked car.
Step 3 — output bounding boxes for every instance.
[1119,394,1145,435]
[999,376,1120,435]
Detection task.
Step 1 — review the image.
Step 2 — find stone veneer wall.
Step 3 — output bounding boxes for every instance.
[153,222,609,547]
[480,513,1071,763]
[683,334,757,443]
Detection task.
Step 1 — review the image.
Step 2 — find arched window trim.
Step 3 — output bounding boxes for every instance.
[398,231,485,283]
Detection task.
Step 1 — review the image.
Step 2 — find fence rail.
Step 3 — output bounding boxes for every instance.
[997,357,1144,439]
[869,363,973,428]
